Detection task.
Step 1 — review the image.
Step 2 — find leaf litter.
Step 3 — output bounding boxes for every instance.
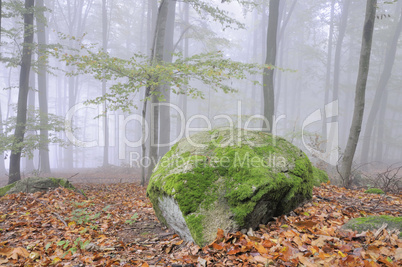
[0,182,400,266]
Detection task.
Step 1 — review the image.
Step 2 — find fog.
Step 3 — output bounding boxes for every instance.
[1,0,401,186]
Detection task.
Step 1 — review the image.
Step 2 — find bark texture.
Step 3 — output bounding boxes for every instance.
[339,0,377,188]
[263,0,280,133]
[9,0,35,184]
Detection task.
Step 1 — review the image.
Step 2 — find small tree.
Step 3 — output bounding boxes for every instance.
[8,0,35,184]
[262,0,280,133]
[1,109,66,162]
[37,0,51,173]
[339,0,377,188]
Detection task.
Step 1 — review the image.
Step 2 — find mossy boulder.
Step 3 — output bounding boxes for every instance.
[312,166,329,186]
[147,128,314,246]
[342,216,402,238]
[0,177,76,197]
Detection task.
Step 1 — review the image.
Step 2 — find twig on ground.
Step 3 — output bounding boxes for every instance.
[374,223,387,240]
[52,212,68,227]
[315,195,331,201]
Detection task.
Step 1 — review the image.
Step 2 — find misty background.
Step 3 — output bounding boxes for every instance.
[1,0,401,185]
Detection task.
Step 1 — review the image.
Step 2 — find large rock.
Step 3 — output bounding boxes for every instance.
[147,128,314,246]
[0,177,76,197]
[342,216,402,238]
[312,166,329,186]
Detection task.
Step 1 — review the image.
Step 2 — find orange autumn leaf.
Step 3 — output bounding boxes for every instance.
[254,242,268,255]
[294,220,317,229]
[211,243,224,250]
[318,252,331,260]
[254,255,269,263]
[0,247,29,260]
[216,228,225,239]
[0,247,13,257]
[227,248,241,255]
[174,240,184,246]
[298,255,316,267]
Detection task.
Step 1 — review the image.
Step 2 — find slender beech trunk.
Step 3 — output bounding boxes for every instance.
[65,76,75,169]
[37,0,51,173]
[260,4,267,117]
[141,0,171,185]
[0,0,2,39]
[375,90,388,162]
[274,0,296,112]
[141,0,158,185]
[339,0,376,188]
[24,70,35,173]
[360,5,402,165]
[8,0,35,184]
[102,0,109,167]
[251,9,258,117]
[322,0,335,141]
[0,3,5,174]
[159,0,176,157]
[177,1,188,136]
[332,0,351,102]
[262,0,279,133]
[0,101,5,175]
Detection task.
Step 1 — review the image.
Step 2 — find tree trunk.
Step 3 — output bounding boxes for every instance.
[102,0,109,167]
[262,0,280,133]
[260,4,267,118]
[332,0,351,102]
[159,0,176,157]
[8,0,35,184]
[0,101,6,175]
[251,9,258,117]
[375,90,388,162]
[339,0,377,188]
[147,0,158,57]
[275,0,296,112]
[141,0,158,185]
[322,0,335,141]
[0,4,5,175]
[177,1,189,136]
[37,0,51,173]
[24,69,36,173]
[360,4,402,165]
[141,0,172,185]
[65,76,75,169]
[0,0,2,44]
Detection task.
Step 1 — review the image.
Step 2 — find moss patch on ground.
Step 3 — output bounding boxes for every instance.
[342,215,402,238]
[364,188,385,194]
[147,128,314,246]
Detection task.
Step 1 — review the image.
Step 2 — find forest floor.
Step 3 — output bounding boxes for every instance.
[0,172,401,266]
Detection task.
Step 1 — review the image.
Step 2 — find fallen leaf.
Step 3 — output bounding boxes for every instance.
[298,254,316,267]
[254,255,269,263]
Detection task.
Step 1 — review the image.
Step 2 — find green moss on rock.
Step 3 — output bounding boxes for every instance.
[342,216,402,238]
[1,177,76,196]
[312,166,329,187]
[147,128,314,246]
[364,188,385,194]
[0,182,17,197]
